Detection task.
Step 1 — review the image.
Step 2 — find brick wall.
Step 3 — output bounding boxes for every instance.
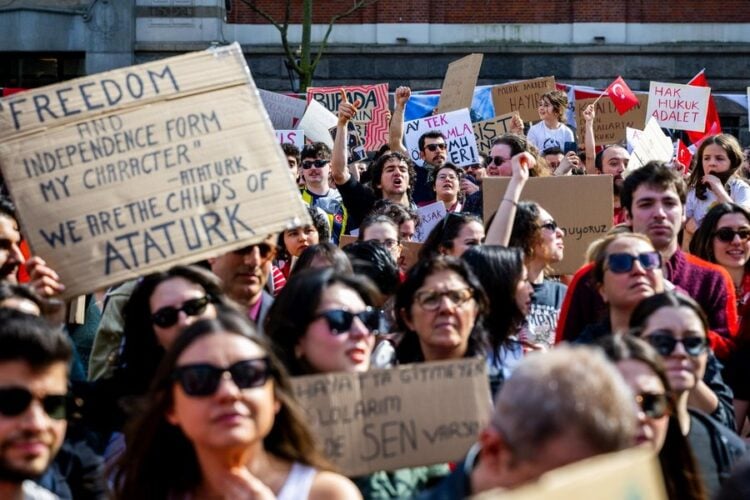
[228,0,750,24]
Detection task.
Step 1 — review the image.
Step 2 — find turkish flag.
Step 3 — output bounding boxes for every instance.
[675,139,693,172]
[605,76,639,115]
[686,70,721,145]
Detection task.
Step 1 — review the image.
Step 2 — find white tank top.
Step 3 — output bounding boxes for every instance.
[277,462,317,500]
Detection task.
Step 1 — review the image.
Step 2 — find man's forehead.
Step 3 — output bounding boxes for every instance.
[0,360,68,392]
[604,146,629,161]
[424,137,445,145]
[633,184,680,201]
[384,159,407,169]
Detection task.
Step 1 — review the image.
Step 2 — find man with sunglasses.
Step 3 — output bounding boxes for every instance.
[300,143,347,245]
[558,161,739,361]
[0,309,72,499]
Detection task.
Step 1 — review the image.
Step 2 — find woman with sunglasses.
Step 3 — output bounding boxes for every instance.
[395,255,488,364]
[485,151,566,349]
[419,212,485,260]
[599,334,708,500]
[629,292,747,497]
[114,310,361,499]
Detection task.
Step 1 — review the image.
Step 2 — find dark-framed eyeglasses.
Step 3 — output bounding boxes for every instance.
[635,393,670,419]
[424,143,447,152]
[644,332,708,357]
[172,358,272,397]
[414,287,474,311]
[491,156,510,166]
[151,296,213,328]
[0,386,67,420]
[301,159,331,169]
[713,227,750,243]
[314,307,381,335]
[605,252,662,274]
[232,243,276,260]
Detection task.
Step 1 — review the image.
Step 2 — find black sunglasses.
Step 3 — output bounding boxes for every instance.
[301,159,330,169]
[172,358,271,397]
[232,243,275,260]
[538,220,559,232]
[315,308,381,335]
[644,332,708,357]
[151,296,212,328]
[491,156,510,166]
[713,227,750,243]
[635,393,670,419]
[424,143,447,152]
[606,252,662,274]
[0,387,67,420]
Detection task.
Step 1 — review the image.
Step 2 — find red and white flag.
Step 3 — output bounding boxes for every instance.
[604,76,639,115]
[675,139,693,172]
[686,69,722,145]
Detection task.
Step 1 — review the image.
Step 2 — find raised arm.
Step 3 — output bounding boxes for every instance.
[583,104,597,175]
[388,86,410,154]
[484,152,533,246]
[331,89,360,186]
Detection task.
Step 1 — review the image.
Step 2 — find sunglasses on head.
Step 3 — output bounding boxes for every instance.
[0,387,67,420]
[301,159,330,169]
[172,358,271,397]
[606,252,662,274]
[315,308,381,335]
[424,143,447,152]
[713,227,750,243]
[635,393,670,419]
[233,243,275,259]
[644,332,708,357]
[491,156,510,166]
[151,296,212,328]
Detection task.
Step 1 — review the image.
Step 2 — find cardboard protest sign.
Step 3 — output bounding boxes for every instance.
[258,89,307,130]
[483,176,613,274]
[438,53,484,114]
[491,76,556,123]
[276,129,304,149]
[292,358,492,476]
[403,109,479,167]
[472,112,519,154]
[646,81,710,132]
[475,448,666,500]
[414,201,448,243]
[0,43,310,298]
[330,121,366,162]
[307,84,389,151]
[626,117,674,174]
[575,95,648,145]
[297,99,338,148]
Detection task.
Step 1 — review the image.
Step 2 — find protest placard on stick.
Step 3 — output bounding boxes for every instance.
[276,129,304,149]
[0,43,310,299]
[626,117,674,174]
[403,109,479,167]
[575,95,648,144]
[472,112,519,154]
[258,89,307,130]
[292,358,492,476]
[646,81,710,132]
[438,53,484,114]
[491,77,556,123]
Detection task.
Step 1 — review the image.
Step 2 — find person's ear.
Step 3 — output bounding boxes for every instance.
[165,403,180,427]
[399,307,415,332]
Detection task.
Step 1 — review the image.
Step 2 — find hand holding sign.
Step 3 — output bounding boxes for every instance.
[337,89,361,127]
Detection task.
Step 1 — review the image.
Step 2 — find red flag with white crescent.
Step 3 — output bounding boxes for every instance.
[605,76,639,115]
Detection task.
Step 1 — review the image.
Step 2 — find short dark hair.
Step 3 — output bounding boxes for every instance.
[370,151,416,200]
[542,146,564,156]
[371,199,419,229]
[281,143,300,163]
[620,161,686,217]
[293,242,353,275]
[0,195,17,221]
[418,130,446,152]
[300,142,331,161]
[0,283,43,311]
[429,162,463,188]
[343,240,400,296]
[0,308,72,369]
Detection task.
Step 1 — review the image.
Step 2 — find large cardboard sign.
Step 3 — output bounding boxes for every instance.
[575,95,648,145]
[292,358,492,476]
[307,84,389,151]
[0,43,310,298]
[438,53,484,114]
[491,77,556,123]
[258,89,307,130]
[414,201,448,243]
[472,112,519,154]
[297,99,338,148]
[475,448,666,500]
[626,117,674,174]
[483,176,613,274]
[646,81,710,132]
[403,109,479,167]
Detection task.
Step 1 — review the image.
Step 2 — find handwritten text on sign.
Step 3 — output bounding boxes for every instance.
[292,358,492,476]
[404,109,479,167]
[0,44,310,298]
[491,76,556,123]
[645,82,710,132]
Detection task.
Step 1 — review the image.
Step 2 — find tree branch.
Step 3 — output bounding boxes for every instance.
[311,0,378,69]
[237,0,303,74]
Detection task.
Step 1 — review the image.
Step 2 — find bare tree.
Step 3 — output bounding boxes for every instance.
[237,0,378,92]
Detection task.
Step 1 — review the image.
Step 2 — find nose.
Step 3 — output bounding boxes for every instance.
[670,339,689,358]
[21,400,49,431]
[242,247,261,267]
[214,371,241,400]
[348,316,370,339]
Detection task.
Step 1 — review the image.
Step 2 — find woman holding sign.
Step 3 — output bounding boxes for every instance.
[114,310,360,499]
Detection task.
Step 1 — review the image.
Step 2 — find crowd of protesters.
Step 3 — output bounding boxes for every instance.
[3,84,750,500]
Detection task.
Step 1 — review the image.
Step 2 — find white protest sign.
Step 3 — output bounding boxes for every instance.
[258,89,307,130]
[414,201,448,243]
[0,43,310,299]
[403,109,479,167]
[297,99,337,148]
[625,126,644,153]
[276,129,304,149]
[626,117,674,174]
[646,81,710,132]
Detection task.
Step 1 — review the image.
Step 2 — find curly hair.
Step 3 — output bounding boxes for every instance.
[370,152,417,200]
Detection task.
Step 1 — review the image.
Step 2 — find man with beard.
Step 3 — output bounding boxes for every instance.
[596,145,630,224]
[0,309,71,499]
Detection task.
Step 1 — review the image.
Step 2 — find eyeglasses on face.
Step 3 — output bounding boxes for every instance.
[233,243,276,260]
[491,156,510,166]
[635,393,670,419]
[172,358,271,397]
[301,159,331,169]
[644,332,708,357]
[414,287,474,311]
[0,387,67,420]
[151,296,212,328]
[424,143,447,152]
[713,227,750,243]
[605,252,661,274]
[314,307,381,335]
